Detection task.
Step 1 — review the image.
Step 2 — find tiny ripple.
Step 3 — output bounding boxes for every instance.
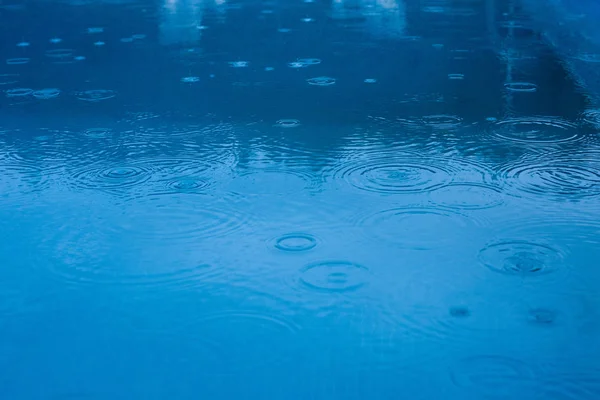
[353,206,476,250]
[270,233,319,252]
[69,164,152,193]
[421,114,463,129]
[0,73,19,85]
[497,154,600,200]
[478,239,569,281]
[83,127,112,139]
[176,310,300,375]
[225,169,315,196]
[490,117,581,144]
[428,182,504,210]
[6,58,30,65]
[274,119,300,128]
[581,109,600,128]
[32,88,60,99]
[5,88,33,97]
[504,82,537,92]
[306,76,336,86]
[298,260,370,293]
[75,89,117,102]
[450,355,540,398]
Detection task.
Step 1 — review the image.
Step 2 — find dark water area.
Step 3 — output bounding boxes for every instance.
[1,0,600,399]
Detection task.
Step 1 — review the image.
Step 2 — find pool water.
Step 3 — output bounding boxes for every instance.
[1,0,599,399]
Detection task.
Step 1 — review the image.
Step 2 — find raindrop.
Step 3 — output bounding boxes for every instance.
[272,233,318,252]
[504,82,537,92]
[196,25,208,30]
[74,56,86,61]
[229,61,248,68]
[479,240,566,277]
[299,260,369,293]
[5,88,33,97]
[490,117,580,144]
[181,76,200,83]
[421,114,463,128]
[93,41,105,46]
[264,67,274,71]
[302,17,314,22]
[364,78,377,83]
[49,37,62,44]
[32,88,60,99]
[274,119,300,128]
[16,41,30,47]
[306,76,336,86]
[287,61,306,68]
[69,164,152,193]
[6,58,30,65]
[165,178,208,192]
[75,89,117,102]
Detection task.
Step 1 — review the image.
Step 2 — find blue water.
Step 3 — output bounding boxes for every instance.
[1,0,600,399]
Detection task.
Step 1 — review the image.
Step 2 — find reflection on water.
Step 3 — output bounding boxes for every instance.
[1,0,600,398]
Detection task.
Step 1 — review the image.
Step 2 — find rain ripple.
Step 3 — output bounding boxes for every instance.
[298,260,370,293]
[489,117,581,144]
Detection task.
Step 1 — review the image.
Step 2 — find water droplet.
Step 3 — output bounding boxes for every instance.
[287,61,306,68]
[301,17,314,22]
[299,261,369,293]
[75,89,117,102]
[165,178,208,192]
[450,355,539,397]
[16,41,30,47]
[93,41,105,46]
[32,88,60,99]
[6,58,30,65]
[74,56,86,61]
[364,78,377,83]
[479,240,565,277]
[49,37,62,44]
[306,76,336,86]
[490,117,580,144]
[274,119,300,128]
[5,88,33,97]
[229,61,248,68]
[181,76,200,83]
[504,82,537,92]
[273,233,318,252]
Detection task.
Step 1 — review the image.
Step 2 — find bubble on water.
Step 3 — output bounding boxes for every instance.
[120,37,134,43]
[87,27,104,34]
[32,88,60,99]
[448,73,465,80]
[306,76,336,86]
[450,355,539,397]
[299,260,370,293]
[490,117,580,144]
[479,240,567,278]
[49,37,62,44]
[288,61,306,68]
[229,61,248,68]
[274,119,300,128]
[5,88,33,97]
[504,82,537,92]
[271,233,318,252]
[75,89,117,102]
[0,74,19,85]
[6,58,30,65]
[132,34,147,40]
[181,76,200,83]
[296,58,321,65]
[16,42,30,47]
[93,41,105,46]
[364,78,377,83]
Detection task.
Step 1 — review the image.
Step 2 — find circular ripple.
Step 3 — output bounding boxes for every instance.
[490,117,580,144]
[297,58,321,65]
[306,76,336,86]
[0,74,19,85]
[429,183,504,210]
[300,260,369,293]
[333,153,456,194]
[450,355,538,396]
[479,240,566,277]
[33,88,60,99]
[355,207,473,250]
[272,233,318,252]
[226,170,313,195]
[5,88,32,97]
[504,82,537,92]
[6,58,30,65]
[75,89,117,102]
[421,114,463,128]
[83,127,112,138]
[70,164,152,192]
[44,48,74,59]
[274,119,300,128]
[497,156,600,199]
